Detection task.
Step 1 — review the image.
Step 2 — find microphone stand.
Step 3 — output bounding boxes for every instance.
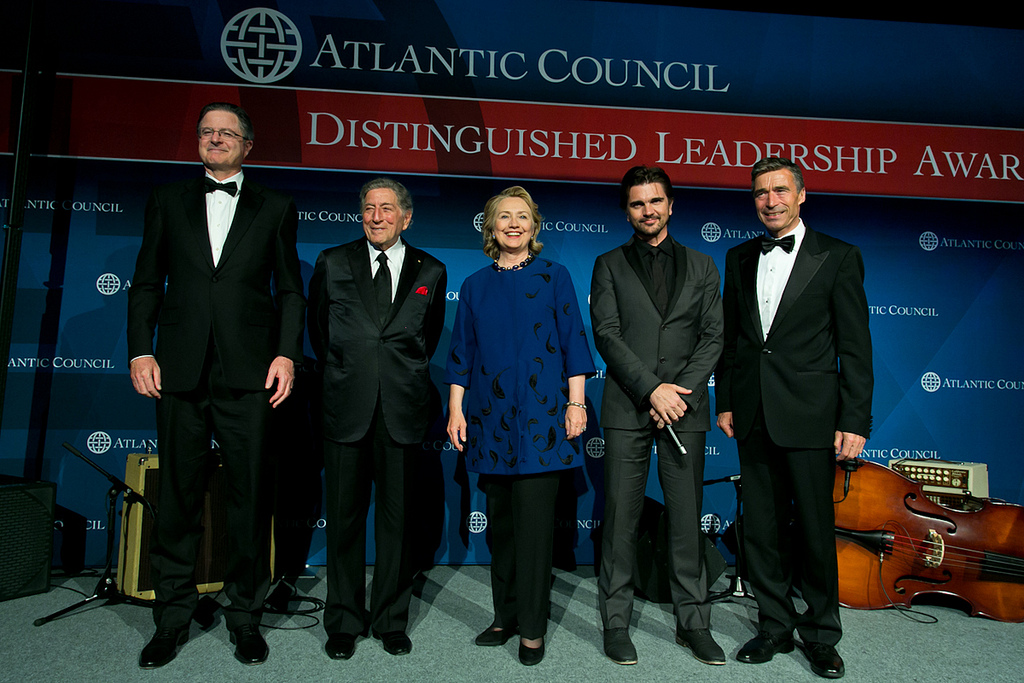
[34,442,154,626]
[704,472,755,602]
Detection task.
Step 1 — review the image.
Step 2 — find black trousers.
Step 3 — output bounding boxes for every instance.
[598,427,710,632]
[481,471,561,640]
[150,344,274,631]
[323,400,416,637]
[737,409,842,646]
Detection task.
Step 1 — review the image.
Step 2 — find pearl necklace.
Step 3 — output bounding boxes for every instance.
[494,254,535,271]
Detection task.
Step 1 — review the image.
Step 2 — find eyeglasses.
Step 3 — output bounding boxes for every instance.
[198,128,246,141]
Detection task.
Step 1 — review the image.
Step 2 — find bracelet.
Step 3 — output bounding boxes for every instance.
[564,401,586,410]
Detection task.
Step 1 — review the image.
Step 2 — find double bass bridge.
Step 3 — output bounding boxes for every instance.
[923,529,944,568]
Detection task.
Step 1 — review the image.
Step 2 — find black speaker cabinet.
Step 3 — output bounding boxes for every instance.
[117,454,274,600]
[0,476,56,602]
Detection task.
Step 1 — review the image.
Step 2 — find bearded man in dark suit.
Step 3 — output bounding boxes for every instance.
[128,102,305,668]
[716,157,873,679]
[308,177,446,661]
[591,165,725,667]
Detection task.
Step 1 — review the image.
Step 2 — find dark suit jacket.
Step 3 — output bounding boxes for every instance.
[591,235,724,432]
[716,226,873,448]
[308,238,447,445]
[127,176,305,393]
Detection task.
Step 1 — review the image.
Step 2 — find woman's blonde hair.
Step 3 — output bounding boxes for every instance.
[481,186,544,260]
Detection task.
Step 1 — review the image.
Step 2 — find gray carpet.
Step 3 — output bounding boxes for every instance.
[1,566,1019,682]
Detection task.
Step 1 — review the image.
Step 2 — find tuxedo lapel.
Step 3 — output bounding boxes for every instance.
[181,179,215,271]
[738,243,764,341]
[665,239,690,314]
[622,238,662,316]
[768,229,828,340]
[218,182,264,269]
[347,242,381,329]
[388,244,425,325]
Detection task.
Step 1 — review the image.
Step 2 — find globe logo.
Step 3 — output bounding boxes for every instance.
[467,510,488,534]
[700,513,721,534]
[919,232,939,252]
[473,212,485,233]
[221,8,302,84]
[921,372,941,393]
[87,431,112,454]
[701,222,722,243]
[96,273,121,296]
[585,437,605,459]
[708,372,715,387]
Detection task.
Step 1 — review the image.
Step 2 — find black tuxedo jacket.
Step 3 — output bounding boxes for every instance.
[716,226,873,448]
[308,238,447,445]
[127,176,305,393]
[591,235,724,432]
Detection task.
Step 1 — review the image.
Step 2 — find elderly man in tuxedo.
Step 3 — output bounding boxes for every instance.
[128,102,304,668]
[716,157,873,679]
[591,165,725,667]
[308,177,447,661]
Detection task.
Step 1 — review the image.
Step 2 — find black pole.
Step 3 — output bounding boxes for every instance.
[0,0,41,438]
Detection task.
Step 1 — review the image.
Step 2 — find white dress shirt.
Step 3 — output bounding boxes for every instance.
[756,219,806,340]
[206,171,243,267]
[367,238,406,302]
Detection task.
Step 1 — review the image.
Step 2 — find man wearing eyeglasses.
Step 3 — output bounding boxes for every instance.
[128,102,304,669]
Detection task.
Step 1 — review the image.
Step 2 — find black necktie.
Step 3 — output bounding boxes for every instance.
[761,234,796,254]
[204,177,238,196]
[374,252,392,325]
[648,249,668,314]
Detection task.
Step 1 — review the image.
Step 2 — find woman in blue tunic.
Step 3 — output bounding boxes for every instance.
[446,186,595,666]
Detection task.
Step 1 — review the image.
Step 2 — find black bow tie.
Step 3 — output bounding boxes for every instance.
[761,234,796,254]
[205,178,238,196]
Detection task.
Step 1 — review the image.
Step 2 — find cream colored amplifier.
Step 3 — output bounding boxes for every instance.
[888,459,989,498]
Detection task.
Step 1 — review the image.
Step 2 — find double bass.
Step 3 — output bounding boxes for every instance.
[833,458,1024,622]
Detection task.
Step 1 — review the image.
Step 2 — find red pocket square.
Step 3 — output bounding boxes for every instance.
[416,286,429,295]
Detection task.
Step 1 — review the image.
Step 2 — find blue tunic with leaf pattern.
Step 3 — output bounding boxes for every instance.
[445,258,595,475]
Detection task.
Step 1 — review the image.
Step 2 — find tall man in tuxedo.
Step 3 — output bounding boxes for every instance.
[716,157,872,679]
[128,103,305,668]
[591,166,725,667]
[308,178,446,661]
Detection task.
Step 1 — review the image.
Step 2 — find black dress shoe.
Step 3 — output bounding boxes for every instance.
[229,624,268,665]
[802,642,845,679]
[475,624,518,646]
[518,640,545,666]
[325,634,357,660]
[675,628,726,665]
[603,627,638,665]
[374,631,412,655]
[139,627,188,669]
[736,631,795,664]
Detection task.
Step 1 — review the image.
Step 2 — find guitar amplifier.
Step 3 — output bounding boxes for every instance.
[888,459,989,499]
[117,454,274,600]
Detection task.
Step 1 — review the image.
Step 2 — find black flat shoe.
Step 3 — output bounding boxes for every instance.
[475,624,518,647]
[518,640,544,666]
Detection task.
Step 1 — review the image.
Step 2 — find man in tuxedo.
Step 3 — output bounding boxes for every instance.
[128,102,304,668]
[308,177,446,661]
[715,157,872,679]
[591,166,725,667]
